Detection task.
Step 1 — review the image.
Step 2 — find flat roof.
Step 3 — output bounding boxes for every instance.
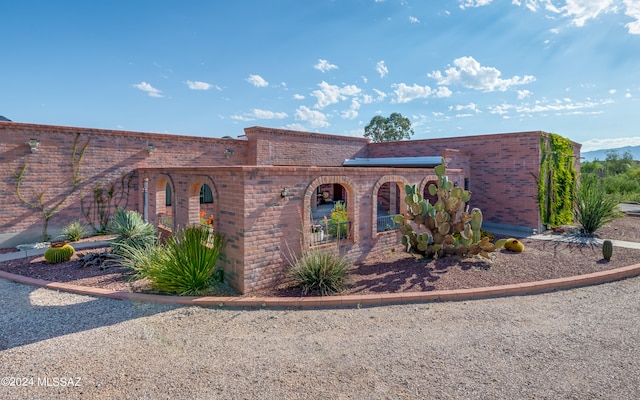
[343,156,441,167]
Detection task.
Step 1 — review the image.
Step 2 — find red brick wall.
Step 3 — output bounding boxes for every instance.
[0,122,247,246]
[137,165,460,293]
[244,126,369,166]
[365,131,571,230]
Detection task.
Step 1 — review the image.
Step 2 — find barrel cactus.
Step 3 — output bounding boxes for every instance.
[44,242,75,264]
[503,238,525,253]
[602,240,613,261]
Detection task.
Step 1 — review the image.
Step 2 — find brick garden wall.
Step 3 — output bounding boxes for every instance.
[0,122,247,246]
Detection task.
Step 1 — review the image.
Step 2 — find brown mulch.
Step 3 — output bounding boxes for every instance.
[1,217,639,297]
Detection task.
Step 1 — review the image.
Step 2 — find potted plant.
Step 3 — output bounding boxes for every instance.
[311,224,324,244]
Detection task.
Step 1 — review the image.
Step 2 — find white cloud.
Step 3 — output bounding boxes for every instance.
[293,94,305,100]
[185,80,212,90]
[511,0,640,34]
[133,82,162,97]
[626,92,633,98]
[373,88,388,102]
[392,83,451,103]
[409,16,420,23]
[314,59,339,73]
[449,103,480,113]
[231,108,288,121]
[518,89,532,99]
[246,74,269,87]
[311,81,361,109]
[624,0,640,34]
[459,0,493,9]
[295,106,330,128]
[376,60,389,78]
[392,83,433,103]
[230,114,253,122]
[581,136,640,152]
[252,109,288,119]
[342,98,361,120]
[609,89,617,94]
[512,0,540,12]
[488,97,614,116]
[560,0,615,27]
[429,56,535,92]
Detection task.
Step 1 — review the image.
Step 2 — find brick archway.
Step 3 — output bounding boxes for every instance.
[304,176,359,246]
[371,175,410,237]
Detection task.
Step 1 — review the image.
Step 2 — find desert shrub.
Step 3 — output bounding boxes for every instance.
[121,226,225,296]
[602,174,640,197]
[289,249,348,296]
[575,176,620,234]
[108,208,157,256]
[60,221,88,242]
[327,201,348,238]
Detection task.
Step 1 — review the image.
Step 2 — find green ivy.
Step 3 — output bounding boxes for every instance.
[539,133,578,227]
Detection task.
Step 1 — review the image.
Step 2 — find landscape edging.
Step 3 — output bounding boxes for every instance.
[2,262,640,308]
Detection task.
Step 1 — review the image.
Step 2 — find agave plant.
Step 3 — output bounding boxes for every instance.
[120,225,226,296]
[108,208,157,256]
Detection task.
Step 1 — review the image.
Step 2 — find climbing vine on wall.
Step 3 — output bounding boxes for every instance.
[538,133,578,227]
[80,173,133,234]
[13,133,90,240]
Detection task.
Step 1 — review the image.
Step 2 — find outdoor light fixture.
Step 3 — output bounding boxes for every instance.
[25,138,40,153]
[224,149,234,158]
[280,188,288,198]
[147,143,156,156]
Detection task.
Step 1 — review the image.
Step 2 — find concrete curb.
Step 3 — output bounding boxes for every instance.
[2,262,640,309]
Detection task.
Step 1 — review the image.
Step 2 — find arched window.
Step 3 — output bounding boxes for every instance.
[165,182,172,206]
[200,184,213,204]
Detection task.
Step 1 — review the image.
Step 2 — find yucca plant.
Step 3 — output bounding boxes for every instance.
[60,221,88,242]
[124,226,225,296]
[108,208,157,256]
[575,176,620,234]
[289,249,348,296]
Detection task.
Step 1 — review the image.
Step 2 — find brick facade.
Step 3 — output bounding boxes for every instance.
[0,122,580,293]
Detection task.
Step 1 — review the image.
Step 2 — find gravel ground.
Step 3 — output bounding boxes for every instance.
[2,275,640,399]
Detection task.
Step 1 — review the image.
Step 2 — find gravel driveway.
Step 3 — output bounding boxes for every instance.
[2,275,640,400]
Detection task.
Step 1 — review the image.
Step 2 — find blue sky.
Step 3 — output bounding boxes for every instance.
[1,0,639,152]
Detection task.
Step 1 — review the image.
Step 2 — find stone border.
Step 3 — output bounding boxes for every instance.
[2,262,640,308]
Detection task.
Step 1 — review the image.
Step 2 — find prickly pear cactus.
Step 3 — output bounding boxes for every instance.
[44,242,75,264]
[394,163,501,259]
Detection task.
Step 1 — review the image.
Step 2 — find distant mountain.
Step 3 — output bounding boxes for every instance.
[581,145,640,162]
[0,115,11,122]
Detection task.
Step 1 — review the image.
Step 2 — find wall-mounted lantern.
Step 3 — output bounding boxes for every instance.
[280,188,288,198]
[147,142,156,156]
[25,138,40,153]
[224,149,234,158]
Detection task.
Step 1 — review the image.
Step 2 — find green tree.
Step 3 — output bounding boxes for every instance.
[364,113,414,142]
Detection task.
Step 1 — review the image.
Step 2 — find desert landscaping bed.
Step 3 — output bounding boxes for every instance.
[1,216,639,297]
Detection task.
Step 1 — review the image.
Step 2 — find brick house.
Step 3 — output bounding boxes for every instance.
[0,122,580,293]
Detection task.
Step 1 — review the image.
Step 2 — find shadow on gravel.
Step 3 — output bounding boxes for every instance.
[0,278,176,350]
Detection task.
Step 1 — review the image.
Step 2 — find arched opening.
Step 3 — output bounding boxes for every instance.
[423,179,438,206]
[193,181,216,227]
[376,182,402,232]
[156,178,175,231]
[305,177,357,247]
[372,176,409,235]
